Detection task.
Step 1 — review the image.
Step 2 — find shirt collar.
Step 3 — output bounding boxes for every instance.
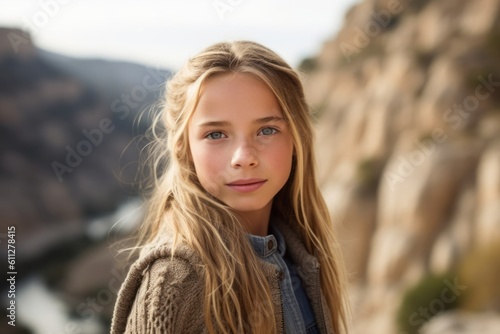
[247,220,286,258]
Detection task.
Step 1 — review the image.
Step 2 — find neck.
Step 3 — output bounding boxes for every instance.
[237,201,272,236]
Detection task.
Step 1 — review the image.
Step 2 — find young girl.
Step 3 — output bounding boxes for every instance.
[111,41,350,334]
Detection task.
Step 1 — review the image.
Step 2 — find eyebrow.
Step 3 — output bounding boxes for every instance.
[198,116,285,127]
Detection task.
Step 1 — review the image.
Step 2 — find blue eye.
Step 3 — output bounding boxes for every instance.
[260,127,278,136]
[206,131,225,140]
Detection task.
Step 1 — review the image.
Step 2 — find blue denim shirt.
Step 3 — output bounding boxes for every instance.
[248,223,320,334]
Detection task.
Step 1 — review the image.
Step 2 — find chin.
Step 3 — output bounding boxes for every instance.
[228,204,267,213]
[226,200,272,213]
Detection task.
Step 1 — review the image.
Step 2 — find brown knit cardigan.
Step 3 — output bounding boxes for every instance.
[110,219,335,333]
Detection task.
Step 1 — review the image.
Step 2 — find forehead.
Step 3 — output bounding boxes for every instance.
[192,72,282,120]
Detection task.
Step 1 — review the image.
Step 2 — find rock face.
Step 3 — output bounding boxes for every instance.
[422,311,500,334]
[302,0,500,332]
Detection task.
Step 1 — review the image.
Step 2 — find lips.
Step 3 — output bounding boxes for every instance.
[226,179,267,193]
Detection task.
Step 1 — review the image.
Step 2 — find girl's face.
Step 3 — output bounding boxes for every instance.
[188,72,294,225]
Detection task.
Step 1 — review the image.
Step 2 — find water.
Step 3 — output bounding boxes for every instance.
[16,199,143,333]
[17,276,103,334]
[87,198,143,240]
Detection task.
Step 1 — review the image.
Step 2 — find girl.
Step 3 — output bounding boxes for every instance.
[111,41,350,334]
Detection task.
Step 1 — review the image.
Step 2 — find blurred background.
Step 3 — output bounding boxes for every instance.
[1,0,500,333]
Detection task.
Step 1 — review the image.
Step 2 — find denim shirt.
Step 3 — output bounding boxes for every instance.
[248,223,320,334]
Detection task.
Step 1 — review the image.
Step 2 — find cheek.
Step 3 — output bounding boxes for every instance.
[269,141,294,176]
[191,146,227,192]
[191,146,212,176]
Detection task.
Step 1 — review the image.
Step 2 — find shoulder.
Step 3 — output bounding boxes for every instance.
[111,241,206,334]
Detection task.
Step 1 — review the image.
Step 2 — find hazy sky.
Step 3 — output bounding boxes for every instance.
[0,0,359,70]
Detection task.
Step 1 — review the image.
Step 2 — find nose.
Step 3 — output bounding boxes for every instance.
[231,142,258,168]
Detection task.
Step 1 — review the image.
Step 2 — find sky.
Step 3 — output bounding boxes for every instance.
[0,0,359,70]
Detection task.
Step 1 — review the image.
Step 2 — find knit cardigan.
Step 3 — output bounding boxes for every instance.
[110,219,335,333]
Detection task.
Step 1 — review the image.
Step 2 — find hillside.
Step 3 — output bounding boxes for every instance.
[302,0,500,333]
[0,27,169,333]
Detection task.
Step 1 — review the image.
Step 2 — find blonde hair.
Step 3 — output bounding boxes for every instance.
[136,41,350,333]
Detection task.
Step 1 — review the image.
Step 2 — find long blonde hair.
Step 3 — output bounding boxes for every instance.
[136,41,349,333]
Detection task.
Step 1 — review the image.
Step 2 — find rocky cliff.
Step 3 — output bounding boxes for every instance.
[302,0,500,333]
